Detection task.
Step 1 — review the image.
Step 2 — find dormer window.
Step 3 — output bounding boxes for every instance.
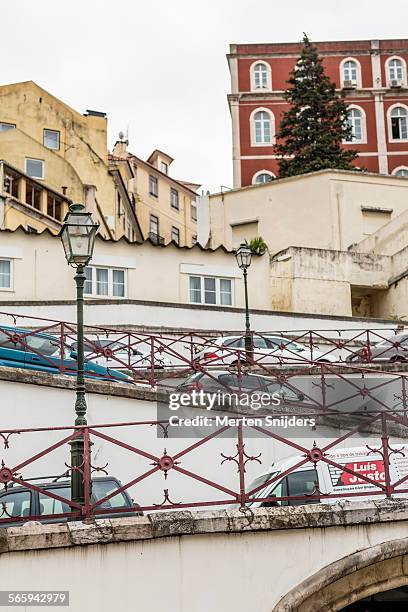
[160,161,168,174]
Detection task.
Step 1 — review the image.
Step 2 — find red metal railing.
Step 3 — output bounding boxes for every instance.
[0,311,408,389]
[1,408,408,524]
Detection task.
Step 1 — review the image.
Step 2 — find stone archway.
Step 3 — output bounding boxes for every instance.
[273,537,408,612]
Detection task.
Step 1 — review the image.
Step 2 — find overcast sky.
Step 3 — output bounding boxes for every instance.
[3,1,408,191]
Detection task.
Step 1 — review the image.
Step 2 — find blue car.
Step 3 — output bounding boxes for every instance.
[0,325,129,383]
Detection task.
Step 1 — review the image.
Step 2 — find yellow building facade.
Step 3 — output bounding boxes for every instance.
[0,81,198,245]
[111,142,199,247]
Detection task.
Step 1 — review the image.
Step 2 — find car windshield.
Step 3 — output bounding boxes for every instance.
[376,335,408,347]
[246,471,278,506]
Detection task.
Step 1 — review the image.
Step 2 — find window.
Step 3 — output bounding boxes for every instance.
[170,188,179,209]
[171,226,180,245]
[93,480,129,509]
[390,106,408,140]
[346,107,364,142]
[39,487,71,515]
[251,62,270,90]
[342,60,358,83]
[191,201,197,221]
[0,122,15,131]
[251,109,273,145]
[112,269,125,297]
[84,267,93,294]
[189,276,232,306]
[253,171,274,184]
[47,194,63,220]
[0,259,11,290]
[25,158,44,179]
[393,167,408,177]
[0,490,31,517]
[84,267,127,298]
[150,214,159,236]
[43,129,60,150]
[388,58,404,83]
[96,268,108,295]
[160,161,168,174]
[149,175,158,197]
[25,180,42,210]
[3,169,20,198]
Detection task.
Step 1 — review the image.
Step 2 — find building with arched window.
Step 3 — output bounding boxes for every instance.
[228,38,408,187]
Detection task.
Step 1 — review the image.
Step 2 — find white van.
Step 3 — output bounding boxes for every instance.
[245,446,408,507]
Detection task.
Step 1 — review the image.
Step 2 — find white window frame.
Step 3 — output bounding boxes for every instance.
[149,175,158,197]
[385,56,407,87]
[388,103,408,143]
[250,108,275,147]
[25,158,44,180]
[250,61,272,91]
[160,161,168,174]
[252,170,276,184]
[339,57,362,88]
[0,258,13,291]
[43,129,60,150]
[392,166,408,177]
[344,105,367,144]
[84,266,127,298]
[189,276,234,307]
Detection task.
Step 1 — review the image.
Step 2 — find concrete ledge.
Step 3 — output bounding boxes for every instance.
[2,499,408,554]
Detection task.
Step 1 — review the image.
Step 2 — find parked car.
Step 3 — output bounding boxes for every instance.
[177,370,308,405]
[241,445,408,508]
[0,476,141,527]
[346,332,408,363]
[71,338,171,371]
[0,325,129,382]
[194,335,337,366]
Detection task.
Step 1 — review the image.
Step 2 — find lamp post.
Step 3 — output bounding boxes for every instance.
[235,243,253,360]
[60,203,99,505]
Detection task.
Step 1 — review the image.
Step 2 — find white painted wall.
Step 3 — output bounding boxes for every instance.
[1,519,408,612]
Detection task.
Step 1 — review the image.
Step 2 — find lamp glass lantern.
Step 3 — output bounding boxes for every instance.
[235,243,252,270]
[60,204,99,267]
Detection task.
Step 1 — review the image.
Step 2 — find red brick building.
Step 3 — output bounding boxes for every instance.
[228,39,408,187]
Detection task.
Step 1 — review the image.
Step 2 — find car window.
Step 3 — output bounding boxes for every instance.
[0,490,31,517]
[184,372,204,384]
[24,335,61,356]
[93,481,129,509]
[253,337,267,349]
[39,486,71,515]
[222,337,244,349]
[265,337,304,352]
[218,374,265,390]
[259,475,288,507]
[286,469,319,505]
[265,382,299,401]
[0,330,22,350]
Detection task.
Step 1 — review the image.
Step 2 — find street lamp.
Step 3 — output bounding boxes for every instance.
[60,203,99,505]
[235,243,253,359]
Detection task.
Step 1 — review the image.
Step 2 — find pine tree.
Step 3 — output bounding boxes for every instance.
[274,34,358,177]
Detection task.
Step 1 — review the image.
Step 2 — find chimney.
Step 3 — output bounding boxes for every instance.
[113,132,129,158]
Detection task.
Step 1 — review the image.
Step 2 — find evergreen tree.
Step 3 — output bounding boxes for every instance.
[274,34,358,177]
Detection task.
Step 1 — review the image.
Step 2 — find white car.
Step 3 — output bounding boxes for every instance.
[71,339,171,371]
[194,335,337,366]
